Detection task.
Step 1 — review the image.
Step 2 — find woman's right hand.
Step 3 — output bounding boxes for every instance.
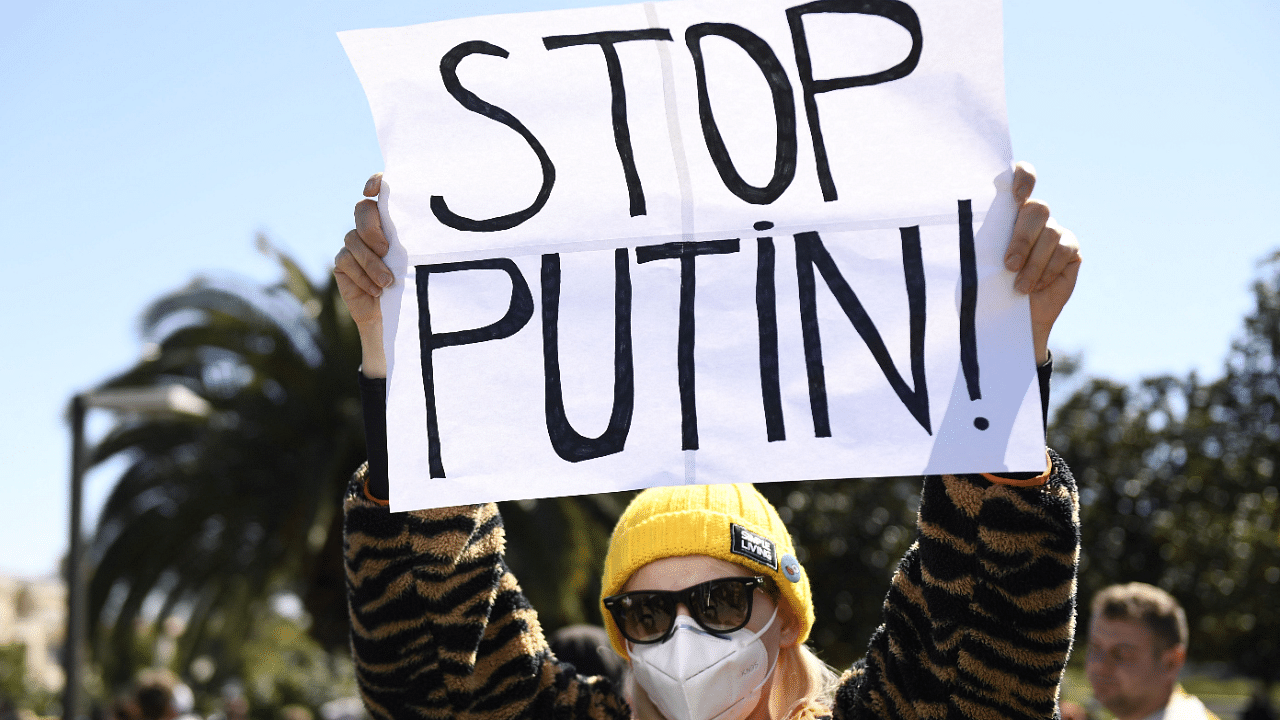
[334,172,393,377]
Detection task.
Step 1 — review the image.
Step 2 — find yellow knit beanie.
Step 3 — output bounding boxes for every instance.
[599,483,814,658]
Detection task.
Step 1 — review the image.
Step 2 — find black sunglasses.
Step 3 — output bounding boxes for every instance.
[603,576,765,644]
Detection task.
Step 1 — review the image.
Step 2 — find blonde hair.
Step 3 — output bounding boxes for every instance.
[629,641,839,720]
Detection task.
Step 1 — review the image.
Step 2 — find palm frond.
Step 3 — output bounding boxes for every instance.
[85,244,365,687]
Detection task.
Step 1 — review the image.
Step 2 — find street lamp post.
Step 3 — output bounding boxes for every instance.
[65,395,87,720]
[63,385,212,720]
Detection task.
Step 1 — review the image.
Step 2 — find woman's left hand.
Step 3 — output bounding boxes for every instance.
[1004,161,1082,364]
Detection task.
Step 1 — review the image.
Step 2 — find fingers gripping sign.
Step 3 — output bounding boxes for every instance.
[334,173,393,377]
[1003,162,1082,364]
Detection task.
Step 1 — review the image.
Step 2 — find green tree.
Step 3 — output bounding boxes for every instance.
[1050,253,1280,684]
[237,612,359,720]
[0,643,57,715]
[82,240,634,690]
[85,239,365,687]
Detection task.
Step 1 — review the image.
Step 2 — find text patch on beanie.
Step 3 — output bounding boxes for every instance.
[731,524,778,570]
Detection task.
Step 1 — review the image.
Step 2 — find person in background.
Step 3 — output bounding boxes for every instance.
[1086,583,1219,720]
[134,670,180,720]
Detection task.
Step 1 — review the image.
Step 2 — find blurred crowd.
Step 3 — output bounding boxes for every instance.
[93,672,366,720]
[0,669,366,720]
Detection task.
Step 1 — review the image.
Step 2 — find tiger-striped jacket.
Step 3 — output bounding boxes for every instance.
[343,452,1079,720]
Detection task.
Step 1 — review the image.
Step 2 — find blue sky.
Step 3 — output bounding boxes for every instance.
[1,0,1277,578]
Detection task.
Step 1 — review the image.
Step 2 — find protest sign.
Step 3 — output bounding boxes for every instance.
[339,0,1045,511]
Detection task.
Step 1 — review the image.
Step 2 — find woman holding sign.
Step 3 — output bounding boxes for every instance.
[334,162,1081,720]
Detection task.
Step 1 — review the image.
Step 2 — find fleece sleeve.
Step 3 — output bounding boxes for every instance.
[833,453,1080,720]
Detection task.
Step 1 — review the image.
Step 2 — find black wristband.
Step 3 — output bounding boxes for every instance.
[993,354,1055,483]
[358,372,389,502]
[1038,351,1053,434]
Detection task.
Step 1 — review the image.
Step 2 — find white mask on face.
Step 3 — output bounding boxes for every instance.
[628,606,779,720]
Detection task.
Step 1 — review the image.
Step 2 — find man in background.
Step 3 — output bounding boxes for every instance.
[1086,583,1218,720]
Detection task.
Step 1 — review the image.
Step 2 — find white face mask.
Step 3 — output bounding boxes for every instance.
[628,606,779,720]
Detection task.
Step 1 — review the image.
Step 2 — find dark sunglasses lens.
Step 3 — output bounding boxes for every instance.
[618,593,675,643]
[692,579,752,632]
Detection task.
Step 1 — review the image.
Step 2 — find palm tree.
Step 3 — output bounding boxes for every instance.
[85,237,364,688]
[83,237,632,692]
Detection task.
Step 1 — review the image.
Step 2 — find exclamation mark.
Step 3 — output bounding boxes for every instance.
[958,199,986,430]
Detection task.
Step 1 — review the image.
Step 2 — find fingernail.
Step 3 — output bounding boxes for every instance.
[378,273,393,288]
[1005,255,1021,271]
[364,177,378,195]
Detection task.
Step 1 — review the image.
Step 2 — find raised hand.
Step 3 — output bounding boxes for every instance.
[1004,162,1082,364]
[334,173,392,377]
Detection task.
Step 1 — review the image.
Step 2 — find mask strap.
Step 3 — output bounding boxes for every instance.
[748,604,779,641]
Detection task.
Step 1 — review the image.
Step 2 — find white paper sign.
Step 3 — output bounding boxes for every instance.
[340,0,1045,511]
